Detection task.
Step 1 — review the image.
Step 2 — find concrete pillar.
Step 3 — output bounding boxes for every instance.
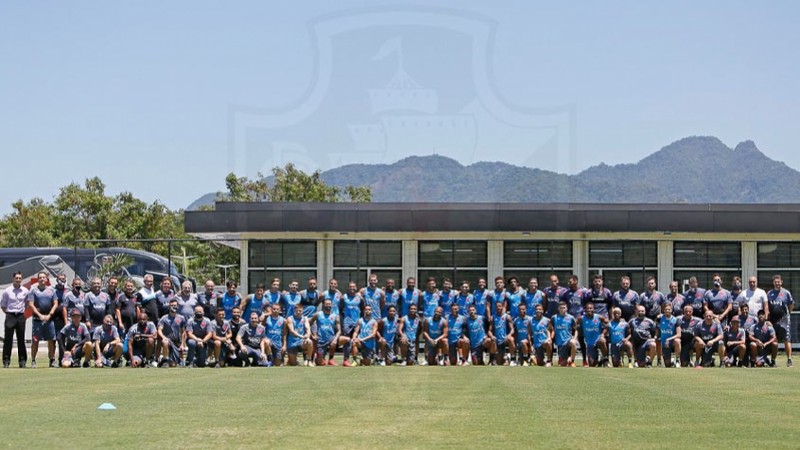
[403,240,418,282]
[657,240,673,292]
[742,241,757,280]
[488,240,503,277]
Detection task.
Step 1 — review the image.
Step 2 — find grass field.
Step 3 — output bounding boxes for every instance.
[1,364,798,449]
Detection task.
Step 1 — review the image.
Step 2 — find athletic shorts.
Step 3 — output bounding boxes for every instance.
[700,342,721,365]
[557,342,573,361]
[425,342,441,360]
[316,339,334,357]
[585,341,600,363]
[610,342,623,361]
[342,323,356,337]
[448,343,459,360]
[163,340,181,364]
[32,320,56,341]
[268,344,282,362]
[775,323,791,342]
[661,340,676,360]
[359,345,375,360]
[287,342,305,355]
[633,339,655,362]
[535,346,547,363]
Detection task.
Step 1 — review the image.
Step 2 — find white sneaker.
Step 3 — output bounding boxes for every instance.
[509,361,517,367]
[545,362,552,368]
[399,361,407,366]
[420,359,428,366]
[380,360,386,367]
[437,358,445,366]
[675,361,681,368]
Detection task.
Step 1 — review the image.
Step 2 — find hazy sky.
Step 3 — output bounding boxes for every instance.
[2,1,798,213]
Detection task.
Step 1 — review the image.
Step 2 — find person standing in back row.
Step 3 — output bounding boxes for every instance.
[27,272,59,368]
[2,272,29,368]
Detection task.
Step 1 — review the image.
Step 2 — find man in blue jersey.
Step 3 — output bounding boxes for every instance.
[321,278,342,316]
[607,307,633,368]
[127,311,156,368]
[583,274,612,319]
[466,304,494,366]
[340,281,363,367]
[531,304,553,367]
[543,274,567,319]
[186,306,213,368]
[310,297,342,366]
[693,310,724,367]
[281,280,303,319]
[351,304,378,366]
[420,277,440,319]
[488,276,507,320]
[683,277,706,319]
[93,314,123,368]
[514,303,534,366]
[59,309,93,368]
[27,272,59,368]
[438,278,455,312]
[382,278,400,319]
[263,304,286,367]
[219,281,241,321]
[472,278,491,327]
[399,303,421,366]
[446,303,469,366]
[489,301,516,366]
[505,276,524,319]
[525,278,543,313]
[580,302,607,367]
[749,309,777,367]
[378,304,400,366]
[239,283,267,324]
[300,277,321,319]
[666,281,685,317]
[157,299,186,367]
[613,276,639,321]
[703,273,732,326]
[723,316,747,367]
[562,275,587,366]
[285,304,313,366]
[630,305,657,368]
[237,311,269,367]
[423,306,449,366]
[399,277,420,319]
[266,278,283,311]
[767,274,793,367]
[550,301,578,367]
[455,281,474,317]
[360,274,385,321]
[657,303,682,368]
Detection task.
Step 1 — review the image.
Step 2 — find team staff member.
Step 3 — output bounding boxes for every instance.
[93,314,123,368]
[186,306,213,367]
[2,272,29,368]
[211,308,234,368]
[196,280,219,319]
[157,299,186,367]
[59,309,93,368]
[115,280,139,334]
[767,274,793,368]
[237,312,269,367]
[27,272,59,368]
[127,311,157,368]
[85,277,111,328]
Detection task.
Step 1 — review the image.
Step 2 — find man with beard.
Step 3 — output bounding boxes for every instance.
[561,275,587,365]
[300,277,322,319]
[186,306,213,367]
[399,277,420,319]
[446,302,469,366]
[378,304,400,366]
[420,278,440,320]
[639,277,666,366]
[423,305,449,366]
[489,301,515,366]
[683,277,706,319]
[340,281,363,367]
[583,275,612,319]
[361,274,385,322]
[629,305,657,367]
[93,314,123,368]
[767,274,794,367]
[240,283,267,325]
[658,303,682,368]
[52,273,69,360]
[723,316,747,367]
[126,311,156,368]
[581,302,607,367]
[749,309,777,367]
[115,279,139,337]
[237,311,269,367]
[505,276,524,319]
[525,278,543,314]
[513,303,534,366]
[382,279,400,319]
[678,305,702,367]
[226,307,247,366]
[703,274,732,327]
[211,308,234,368]
[351,304,378,367]
[666,281,685,317]
[437,278,455,313]
[455,281,474,318]
[550,301,578,367]
[612,276,639,322]
[399,303,421,366]
[311,297,342,366]
[27,272,59,368]
[607,307,633,368]
[157,299,186,367]
[532,304,553,367]
[694,310,725,368]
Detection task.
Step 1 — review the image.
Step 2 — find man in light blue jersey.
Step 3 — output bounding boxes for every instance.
[264,304,286,367]
[472,278,491,328]
[340,281,363,368]
[219,281,241,321]
[505,276,524,319]
[489,301,516,366]
[423,306,449,366]
[543,274,567,319]
[580,302,607,367]
[239,283,267,325]
[382,279,400,319]
[657,303,681,368]
[300,277,321,319]
[351,305,378,366]
[400,303,421,366]
[438,278,455,312]
[531,304,553,367]
[378,305,400,366]
[446,303,469,366]
[420,277,440,319]
[361,274,385,322]
[562,275,587,366]
[466,304,494,365]
[607,307,633,368]
[612,276,639,322]
[265,278,283,311]
[455,281,474,317]
[488,276,507,320]
[525,278,543,313]
[321,278,341,316]
[399,277,420,319]
[550,301,577,367]
[513,303,534,366]
[281,280,303,319]
[285,304,313,366]
[310,298,342,366]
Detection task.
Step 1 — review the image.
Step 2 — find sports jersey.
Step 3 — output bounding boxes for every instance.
[381,316,399,346]
[629,317,657,343]
[116,293,138,329]
[750,321,775,343]
[679,316,701,342]
[532,316,551,348]
[724,328,745,345]
[403,315,421,342]
[472,289,489,316]
[383,289,400,318]
[455,293,474,316]
[400,288,420,317]
[421,291,440,318]
[638,290,665,319]
[196,290,219,318]
[27,286,57,318]
[514,315,532,342]
[543,286,568,318]
[658,315,679,344]
[683,288,707,318]
[264,315,285,348]
[85,291,111,325]
[739,314,758,334]
[220,292,241,320]
[238,324,267,349]
[426,316,445,340]
[767,288,794,324]
[281,292,302,318]
[667,293,685,316]
[228,318,246,347]
[300,289,321,318]
[341,294,362,328]
[186,316,212,340]
[357,318,377,349]
[287,316,307,348]
[561,287,586,318]
[126,321,157,342]
[59,322,91,350]
[212,319,231,339]
[506,289,524,318]
[694,321,723,342]
[552,314,576,346]
[438,290,455,312]
[607,319,628,345]
[488,289,506,317]
[446,314,466,345]
[316,311,338,343]
[177,294,199,321]
[525,289,544,312]
[581,315,604,346]
[266,290,282,310]
[704,288,732,315]
[321,290,341,316]
[729,290,747,316]
[466,315,486,347]
[92,324,119,347]
[363,287,384,321]
[492,313,510,343]
[155,289,175,318]
[582,288,613,318]
[63,289,87,321]
[243,294,266,322]
[612,289,639,320]
[158,314,186,343]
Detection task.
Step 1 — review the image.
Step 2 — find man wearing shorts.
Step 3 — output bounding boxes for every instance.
[612,277,639,322]
[126,311,156,368]
[423,306,449,366]
[157,299,186,367]
[749,310,777,367]
[237,312,269,367]
[361,274,385,322]
[285,304,313,366]
[340,281,363,367]
[678,305,701,367]
[264,305,286,367]
[607,307,633,368]
[351,305,378,366]
[514,303,534,366]
[211,308,234,368]
[466,304,493,366]
[378,304,400,366]
[532,304,553,367]
[629,305,657,367]
[723,316,747,367]
[446,303,469,366]
[93,314,123,368]
[27,272,59,368]
[400,303,421,366]
[310,298,342,366]
[58,309,93,368]
[550,301,578,367]
[657,303,681,368]
[581,302,607,367]
[489,301,515,366]
[767,274,793,367]
[693,310,724,368]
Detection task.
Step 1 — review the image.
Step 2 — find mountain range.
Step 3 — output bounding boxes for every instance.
[187,136,800,209]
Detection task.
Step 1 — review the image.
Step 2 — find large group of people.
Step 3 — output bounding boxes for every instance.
[1,270,794,369]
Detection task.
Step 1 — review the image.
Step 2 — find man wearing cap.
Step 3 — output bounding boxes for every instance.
[2,272,29,368]
[58,309,93,368]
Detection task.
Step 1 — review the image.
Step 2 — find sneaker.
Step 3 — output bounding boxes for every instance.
[788,358,794,368]
[399,361,407,366]
[327,359,337,366]
[676,361,681,368]
[632,362,638,368]
[522,360,529,367]
[303,360,309,367]
[2,362,8,369]
[420,359,429,366]
[545,362,552,368]
[568,361,576,368]
[111,361,119,368]
[49,359,56,368]
[149,360,158,368]
[509,361,517,367]
[657,360,663,368]
[82,360,90,368]
[379,360,386,367]
[31,361,37,369]
[213,363,221,368]
[582,360,588,367]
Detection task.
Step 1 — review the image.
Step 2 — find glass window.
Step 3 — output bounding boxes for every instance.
[758,242,800,268]
[674,242,740,268]
[418,241,487,268]
[589,241,657,267]
[757,271,800,298]
[333,241,402,267]
[504,241,573,268]
[248,241,317,268]
[248,269,317,294]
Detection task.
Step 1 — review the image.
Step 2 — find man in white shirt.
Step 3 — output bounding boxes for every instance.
[744,276,768,319]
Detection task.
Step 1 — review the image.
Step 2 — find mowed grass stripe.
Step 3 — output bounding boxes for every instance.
[0,367,798,449]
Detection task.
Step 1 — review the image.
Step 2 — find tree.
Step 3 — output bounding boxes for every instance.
[218,163,372,203]
[0,198,57,247]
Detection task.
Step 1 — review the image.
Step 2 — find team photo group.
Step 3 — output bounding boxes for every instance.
[1,269,794,370]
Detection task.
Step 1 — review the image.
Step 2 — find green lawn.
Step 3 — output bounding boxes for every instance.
[1,365,798,449]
